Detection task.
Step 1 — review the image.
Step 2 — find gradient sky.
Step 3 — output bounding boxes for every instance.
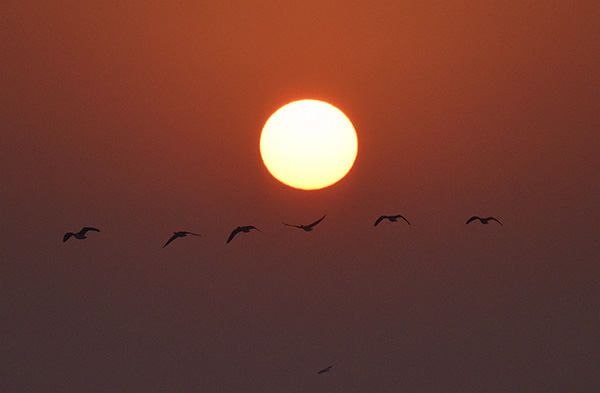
[2,1,599,392]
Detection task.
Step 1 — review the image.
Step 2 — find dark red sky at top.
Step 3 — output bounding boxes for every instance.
[1,1,599,392]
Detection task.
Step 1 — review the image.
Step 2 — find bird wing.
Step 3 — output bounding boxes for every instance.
[81,227,100,234]
[318,366,332,374]
[374,216,386,226]
[395,215,410,225]
[307,215,326,228]
[489,217,503,226]
[466,216,480,224]
[227,228,241,243]
[163,234,178,248]
[63,233,73,242]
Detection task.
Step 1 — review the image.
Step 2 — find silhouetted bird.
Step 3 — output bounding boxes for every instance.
[63,227,100,242]
[374,214,410,226]
[163,231,200,248]
[283,215,326,231]
[318,366,332,374]
[466,216,503,226]
[227,225,261,243]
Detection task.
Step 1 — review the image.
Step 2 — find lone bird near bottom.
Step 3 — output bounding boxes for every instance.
[317,366,332,375]
[466,216,503,226]
[374,214,410,226]
[163,231,200,248]
[283,215,326,231]
[227,225,261,243]
[63,227,100,242]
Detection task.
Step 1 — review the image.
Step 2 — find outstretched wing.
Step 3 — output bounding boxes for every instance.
[163,234,178,248]
[318,366,332,374]
[63,232,73,242]
[307,215,326,228]
[466,216,480,224]
[394,215,410,225]
[227,228,241,243]
[489,217,503,226]
[374,216,387,226]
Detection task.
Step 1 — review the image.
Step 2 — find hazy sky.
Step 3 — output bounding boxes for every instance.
[2,1,599,392]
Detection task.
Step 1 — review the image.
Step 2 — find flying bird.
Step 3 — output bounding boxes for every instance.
[63,227,100,242]
[466,216,503,226]
[317,366,332,375]
[227,225,261,243]
[374,214,410,226]
[283,215,326,231]
[163,231,201,248]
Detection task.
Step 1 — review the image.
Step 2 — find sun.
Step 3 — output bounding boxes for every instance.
[260,99,358,190]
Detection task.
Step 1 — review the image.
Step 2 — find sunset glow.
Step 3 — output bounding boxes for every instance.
[3,2,597,391]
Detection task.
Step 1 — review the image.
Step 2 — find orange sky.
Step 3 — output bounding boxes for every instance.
[1,1,599,392]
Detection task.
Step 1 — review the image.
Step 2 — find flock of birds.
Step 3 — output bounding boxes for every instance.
[62,215,501,376]
[63,215,503,247]
[60,216,503,377]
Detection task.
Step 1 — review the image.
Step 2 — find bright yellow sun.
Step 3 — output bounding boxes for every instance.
[260,99,358,190]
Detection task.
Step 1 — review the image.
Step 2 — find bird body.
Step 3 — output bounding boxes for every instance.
[163,231,201,248]
[318,365,332,374]
[374,214,410,226]
[466,216,503,226]
[63,227,100,242]
[283,215,326,231]
[227,225,261,243]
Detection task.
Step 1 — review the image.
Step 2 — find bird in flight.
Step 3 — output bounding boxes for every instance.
[466,216,503,226]
[227,225,261,243]
[163,231,201,248]
[317,365,332,375]
[374,214,410,227]
[283,215,326,231]
[63,227,100,242]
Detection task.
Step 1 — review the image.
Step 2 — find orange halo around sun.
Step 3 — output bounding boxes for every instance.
[260,99,358,190]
